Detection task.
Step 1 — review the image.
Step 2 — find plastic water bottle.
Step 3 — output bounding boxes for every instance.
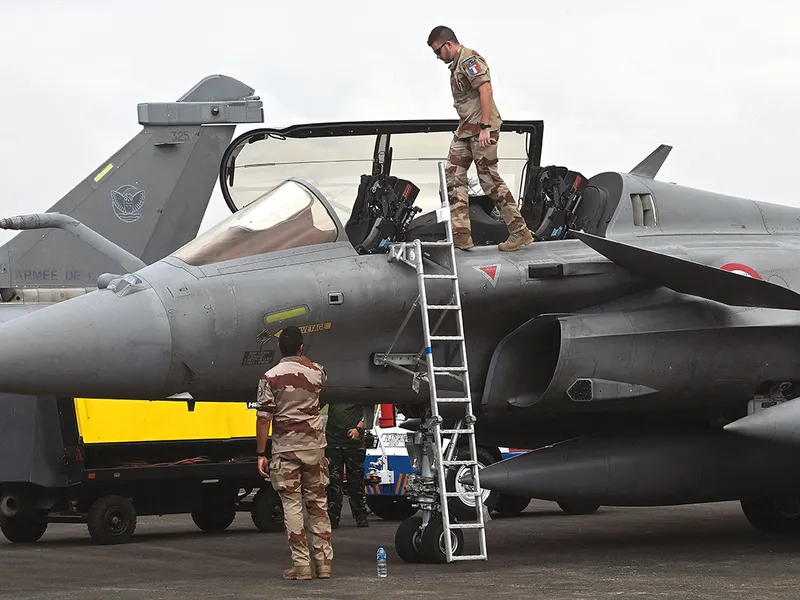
[376,544,388,578]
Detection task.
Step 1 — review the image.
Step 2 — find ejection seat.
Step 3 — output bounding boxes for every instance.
[519,165,588,241]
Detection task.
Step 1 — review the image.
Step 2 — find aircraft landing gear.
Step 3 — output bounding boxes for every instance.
[741,497,800,534]
[394,414,468,563]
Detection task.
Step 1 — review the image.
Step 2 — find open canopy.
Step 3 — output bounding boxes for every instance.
[218,119,544,225]
[171,119,545,267]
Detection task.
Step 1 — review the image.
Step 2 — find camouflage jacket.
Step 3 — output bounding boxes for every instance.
[255,355,327,454]
[449,45,502,138]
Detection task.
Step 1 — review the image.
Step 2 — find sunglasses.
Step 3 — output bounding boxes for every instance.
[432,42,449,55]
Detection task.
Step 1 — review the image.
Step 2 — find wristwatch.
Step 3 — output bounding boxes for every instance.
[256,450,267,457]
[479,123,490,130]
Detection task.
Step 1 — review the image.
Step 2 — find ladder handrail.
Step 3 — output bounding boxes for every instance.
[384,159,488,563]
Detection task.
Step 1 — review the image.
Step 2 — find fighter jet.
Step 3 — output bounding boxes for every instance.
[2,118,800,560]
[0,74,263,489]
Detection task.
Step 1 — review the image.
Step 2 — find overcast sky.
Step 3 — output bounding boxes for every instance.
[1,0,798,247]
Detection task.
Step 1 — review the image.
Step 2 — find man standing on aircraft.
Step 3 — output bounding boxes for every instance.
[324,403,369,528]
[427,25,534,252]
[255,326,333,581]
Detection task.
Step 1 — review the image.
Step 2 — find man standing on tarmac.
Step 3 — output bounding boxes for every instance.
[427,25,534,252]
[325,403,369,528]
[255,326,333,581]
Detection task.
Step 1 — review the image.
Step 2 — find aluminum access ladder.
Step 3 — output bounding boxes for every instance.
[384,160,488,562]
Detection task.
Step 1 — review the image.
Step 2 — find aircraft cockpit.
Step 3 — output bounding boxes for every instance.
[214,120,604,258]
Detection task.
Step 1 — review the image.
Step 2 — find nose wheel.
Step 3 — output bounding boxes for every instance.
[395,514,465,563]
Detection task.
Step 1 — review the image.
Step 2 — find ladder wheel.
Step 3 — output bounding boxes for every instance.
[395,515,425,563]
[420,516,464,563]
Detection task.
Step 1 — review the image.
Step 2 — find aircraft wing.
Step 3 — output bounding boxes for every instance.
[572,231,800,311]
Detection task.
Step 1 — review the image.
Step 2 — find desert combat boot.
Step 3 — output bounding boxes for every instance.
[499,228,534,252]
[283,565,313,580]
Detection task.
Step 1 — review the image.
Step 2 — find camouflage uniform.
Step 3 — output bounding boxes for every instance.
[325,403,368,527]
[256,356,333,580]
[446,45,532,251]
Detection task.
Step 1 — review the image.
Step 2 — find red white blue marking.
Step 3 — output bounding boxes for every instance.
[720,263,762,279]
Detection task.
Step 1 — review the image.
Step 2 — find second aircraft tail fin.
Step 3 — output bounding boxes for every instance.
[0,74,263,291]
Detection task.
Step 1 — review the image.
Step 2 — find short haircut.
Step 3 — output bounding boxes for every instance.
[278,326,303,356]
[427,26,458,46]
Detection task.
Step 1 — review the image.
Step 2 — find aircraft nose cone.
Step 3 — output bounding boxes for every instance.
[0,283,172,399]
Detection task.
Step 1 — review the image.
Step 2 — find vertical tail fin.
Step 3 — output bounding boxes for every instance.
[0,74,263,290]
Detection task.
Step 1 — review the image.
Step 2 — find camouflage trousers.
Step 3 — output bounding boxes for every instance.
[445,131,527,236]
[325,446,367,523]
[270,448,333,571]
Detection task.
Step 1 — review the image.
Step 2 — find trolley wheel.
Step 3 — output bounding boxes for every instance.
[557,500,600,515]
[493,494,531,517]
[420,516,464,563]
[0,515,47,544]
[87,495,137,545]
[394,515,425,563]
[366,495,418,521]
[250,487,284,532]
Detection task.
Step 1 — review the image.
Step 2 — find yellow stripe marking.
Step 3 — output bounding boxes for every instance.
[93,163,113,183]
[264,306,307,324]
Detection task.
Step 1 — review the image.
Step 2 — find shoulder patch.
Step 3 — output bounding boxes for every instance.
[463,56,481,76]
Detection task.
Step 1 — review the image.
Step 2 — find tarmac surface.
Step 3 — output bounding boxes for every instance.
[2,500,800,599]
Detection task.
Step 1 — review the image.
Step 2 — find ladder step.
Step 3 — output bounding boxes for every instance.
[442,460,477,466]
[422,274,457,279]
[448,523,485,530]
[430,335,464,341]
[450,554,488,561]
[433,366,467,372]
[427,304,461,310]
[419,241,452,247]
[445,491,481,498]
[435,398,471,404]
[439,428,473,434]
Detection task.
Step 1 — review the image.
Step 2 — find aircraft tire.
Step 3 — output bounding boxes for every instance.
[395,515,425,563]
[492,494,531,517]
[445,446,499,521]
[420,515,465,564]
[0,515,47,543]
[250,487,284,532]
[366,496,418,521]
[557,501,600,515]
[87,495,137,545]
[741,498,800,534]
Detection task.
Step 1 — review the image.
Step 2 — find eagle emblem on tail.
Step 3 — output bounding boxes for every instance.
[111,185,146,223]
